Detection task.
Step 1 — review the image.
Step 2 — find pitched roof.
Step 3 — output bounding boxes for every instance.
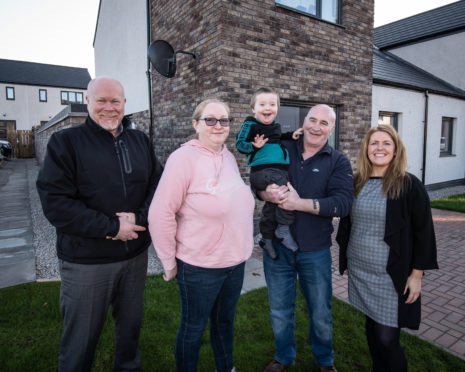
[0,59,91,89]
[374,1,465,49]
[373,47,465,98]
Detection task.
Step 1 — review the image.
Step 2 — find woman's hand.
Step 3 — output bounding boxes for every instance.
[163,266,178,282]
[404,269,423,304]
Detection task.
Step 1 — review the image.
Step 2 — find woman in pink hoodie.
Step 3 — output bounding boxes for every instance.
[148,98,255,372]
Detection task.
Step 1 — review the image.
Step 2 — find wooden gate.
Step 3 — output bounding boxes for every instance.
[7,130,35,158]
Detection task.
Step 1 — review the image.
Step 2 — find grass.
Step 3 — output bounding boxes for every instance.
[1,276,464,371]
[431,193,465,213]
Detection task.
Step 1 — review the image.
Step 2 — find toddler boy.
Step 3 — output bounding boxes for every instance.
[236,87,301,259]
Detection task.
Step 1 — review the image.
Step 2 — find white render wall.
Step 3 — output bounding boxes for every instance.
[0,83,86,130]
[93,0,149,115]
[424,94,465,185]
[372,85,465,185]
[389,32,465,91]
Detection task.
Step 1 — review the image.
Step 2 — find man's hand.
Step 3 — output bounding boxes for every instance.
[163,266,178,281]
[106,212,146,241]
[292,128,303,139]
[258,183,289,204]
[279,182,301,211]
[252,134,269,149]
[115,212,136,224]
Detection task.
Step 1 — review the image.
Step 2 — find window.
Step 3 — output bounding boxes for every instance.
[6,87,15,100]
[39,89,47,102]
[440,117,454,156]
[61,90,84,105]
[276,0,341,24]
[276,102,338,148]
[378,111,398,131]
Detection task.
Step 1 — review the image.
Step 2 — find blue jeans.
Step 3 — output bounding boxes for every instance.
[175,259,245,372]
[263,241,335,366]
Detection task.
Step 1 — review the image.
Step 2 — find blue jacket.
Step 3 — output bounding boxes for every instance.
[283,137,354,252]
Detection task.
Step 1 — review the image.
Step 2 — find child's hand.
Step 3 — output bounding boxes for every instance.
[252,134,268,148]
[292,128,303,139]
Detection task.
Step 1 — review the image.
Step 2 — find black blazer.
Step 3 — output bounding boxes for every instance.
[336,174,439,330]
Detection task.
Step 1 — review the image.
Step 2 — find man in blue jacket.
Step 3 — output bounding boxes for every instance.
[37,76,163,371]
[259,105,353,372]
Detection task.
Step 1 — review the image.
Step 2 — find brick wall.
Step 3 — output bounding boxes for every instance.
[149,0,374,170]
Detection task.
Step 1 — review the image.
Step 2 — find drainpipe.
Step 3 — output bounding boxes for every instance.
[146,0,154,142]
[422,90,429,185]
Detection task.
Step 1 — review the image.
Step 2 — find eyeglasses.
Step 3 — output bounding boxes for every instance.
[198,117,232,127]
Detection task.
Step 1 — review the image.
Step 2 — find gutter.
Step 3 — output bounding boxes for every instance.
[146,0,154,142]
[422,90,429,185]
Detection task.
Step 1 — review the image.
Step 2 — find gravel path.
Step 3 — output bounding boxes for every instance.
[28,160,163,280]
[27,159,465,280]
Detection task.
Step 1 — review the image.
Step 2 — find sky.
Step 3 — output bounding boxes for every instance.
[0,0,459,78]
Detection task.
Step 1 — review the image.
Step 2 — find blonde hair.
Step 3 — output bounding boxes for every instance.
[192,98,230,121]
[250,87,280,110]
[354,125,410,199]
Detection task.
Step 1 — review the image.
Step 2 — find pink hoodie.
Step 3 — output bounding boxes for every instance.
[148,139,255,271]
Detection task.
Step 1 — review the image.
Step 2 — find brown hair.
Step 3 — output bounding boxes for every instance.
[192,98,230,121]
[354,125,410,199]
[250,87,280,110]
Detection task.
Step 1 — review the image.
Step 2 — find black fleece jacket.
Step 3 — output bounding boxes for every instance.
[37,116,163,264]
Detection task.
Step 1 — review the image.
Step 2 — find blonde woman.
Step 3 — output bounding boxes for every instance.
[337,125,438,372]
[148,99,254,372]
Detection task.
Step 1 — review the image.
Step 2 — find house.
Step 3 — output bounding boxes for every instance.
[93,0,149,117]
[0,59,91,139]
[372,0,465,188]
[93,0,374,170]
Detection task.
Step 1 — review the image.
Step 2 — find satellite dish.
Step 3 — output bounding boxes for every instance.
[148,40,176,78]
[148,40,199,78]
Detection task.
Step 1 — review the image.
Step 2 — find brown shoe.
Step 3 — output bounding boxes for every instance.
[264,360,284,372]
[319,366,338,372]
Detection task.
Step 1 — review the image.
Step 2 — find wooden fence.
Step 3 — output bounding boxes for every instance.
[7,130,35,158]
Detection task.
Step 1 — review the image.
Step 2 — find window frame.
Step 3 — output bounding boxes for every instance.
[440,117,455,157]
[275,0,342,25]
[39,89,47,102]
[378,111,399,131]
[61,90,84,105]
[6,86,15,100]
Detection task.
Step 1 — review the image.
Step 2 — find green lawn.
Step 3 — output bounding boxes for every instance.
[1,276,464,371]
[431,193,465,213]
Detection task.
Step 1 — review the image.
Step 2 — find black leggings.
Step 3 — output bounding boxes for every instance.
[365,316,407,372]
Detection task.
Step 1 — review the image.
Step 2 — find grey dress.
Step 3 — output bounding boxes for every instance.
[347,178,398,327]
